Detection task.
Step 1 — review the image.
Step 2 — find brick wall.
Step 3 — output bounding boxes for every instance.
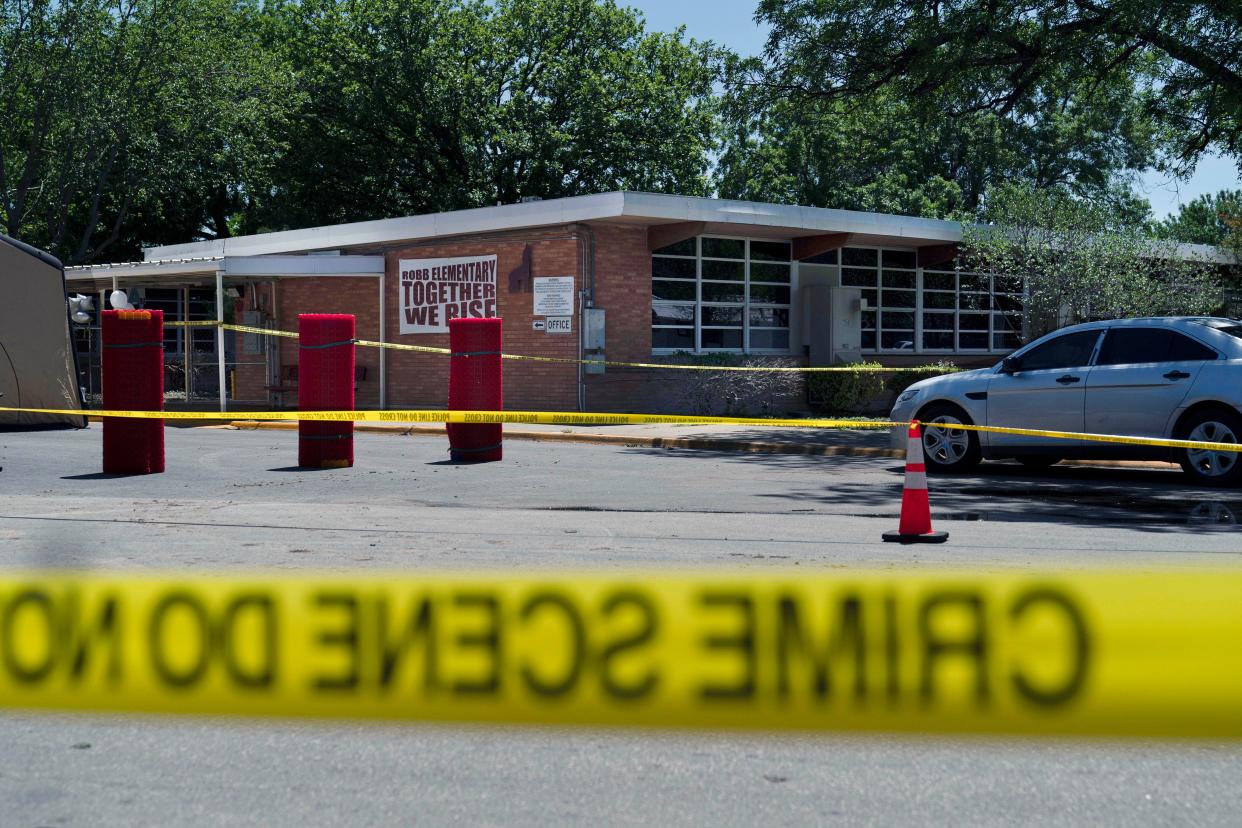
[384,228,582,411]
[239,278,385,407]
[236,221,814,415]
[583,223,658,412]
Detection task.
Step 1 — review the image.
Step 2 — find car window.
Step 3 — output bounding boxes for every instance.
[1167,332,1218,361]
[1016,330,1100,372]
[1096,329,1170,365]
[1097,329,1217,365]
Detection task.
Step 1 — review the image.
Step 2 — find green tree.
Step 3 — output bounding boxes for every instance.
[962,183,1223,339]
[715,80,1160,218]
[250,0,719,231]
[751,0,1242,173]
[0,0,294,263]
[719,13,1163,218]
[1156,190,1242,246]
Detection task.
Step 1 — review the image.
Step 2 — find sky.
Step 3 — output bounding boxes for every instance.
[623,0,1241,220]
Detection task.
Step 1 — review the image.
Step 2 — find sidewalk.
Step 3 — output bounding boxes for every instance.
[228,418,903,458]
[227,417,1182,469]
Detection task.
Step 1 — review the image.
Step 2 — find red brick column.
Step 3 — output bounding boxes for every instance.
[102,309,164,474]
[298,313,355,468]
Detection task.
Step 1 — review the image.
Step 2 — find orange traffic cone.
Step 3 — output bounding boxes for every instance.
[883,421,949,544]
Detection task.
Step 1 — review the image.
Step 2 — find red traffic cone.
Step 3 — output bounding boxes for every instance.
[883,421,949,544]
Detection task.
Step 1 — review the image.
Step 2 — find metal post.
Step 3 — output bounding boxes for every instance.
[216,271,226,412]
[378,274,386,409]
[182,286,193,400]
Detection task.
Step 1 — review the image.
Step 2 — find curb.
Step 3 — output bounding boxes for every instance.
[226,420,904,459]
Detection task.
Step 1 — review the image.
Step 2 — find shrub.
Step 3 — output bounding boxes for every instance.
[884,361,961,397]
[808,361,962,414]
[671,352,805,416]
[806,362,886,414]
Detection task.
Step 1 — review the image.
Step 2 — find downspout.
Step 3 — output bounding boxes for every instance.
[378,272,386,409]
[575,223,596,412]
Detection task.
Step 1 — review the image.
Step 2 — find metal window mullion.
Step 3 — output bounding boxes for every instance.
[873,265,882,352]
[743,240,750,353]
[954,269,962,352]
[914,267,924,355]
[695,241,702,353]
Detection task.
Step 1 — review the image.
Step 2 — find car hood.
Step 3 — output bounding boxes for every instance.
[903,366,993,394]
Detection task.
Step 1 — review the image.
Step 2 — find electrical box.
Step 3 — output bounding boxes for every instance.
[583,308,605,350]
[582,308,605,374]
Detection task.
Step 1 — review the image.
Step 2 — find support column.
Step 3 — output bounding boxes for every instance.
[216,270,226,412]
[181,286,193,400]
[377,274,387,409]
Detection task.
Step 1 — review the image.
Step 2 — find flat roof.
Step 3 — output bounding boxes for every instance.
[114,190,1232,266]
[142,191,967,260]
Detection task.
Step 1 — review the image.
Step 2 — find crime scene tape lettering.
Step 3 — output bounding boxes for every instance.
[1,571,1240,737]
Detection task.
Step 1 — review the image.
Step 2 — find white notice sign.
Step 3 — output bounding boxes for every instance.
[545,316,572,334]
[533,277,575,316]
[399,254,498,334]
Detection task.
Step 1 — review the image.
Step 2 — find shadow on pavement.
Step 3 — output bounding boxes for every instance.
[621,445,1242,531]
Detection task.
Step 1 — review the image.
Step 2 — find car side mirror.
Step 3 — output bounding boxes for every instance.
[1001,356,1021,374]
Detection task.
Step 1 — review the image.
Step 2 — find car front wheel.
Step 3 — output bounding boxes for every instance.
[917,403,982,473]
[1177,408,1242,487]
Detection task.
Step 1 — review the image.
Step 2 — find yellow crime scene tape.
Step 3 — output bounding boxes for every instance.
[170,321,927,371]
[2,405,1239,453]
[1,569,1241,737]
[1,405,897,430]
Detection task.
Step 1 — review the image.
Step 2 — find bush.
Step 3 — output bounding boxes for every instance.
[884,361,961,397]
[808,361,961,414]
[671,352,805,417]
[806,362,887,413]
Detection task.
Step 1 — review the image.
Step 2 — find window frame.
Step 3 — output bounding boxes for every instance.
[652,235,794,355]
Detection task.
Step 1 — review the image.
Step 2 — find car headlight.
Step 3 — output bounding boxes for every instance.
[896,389,920,404]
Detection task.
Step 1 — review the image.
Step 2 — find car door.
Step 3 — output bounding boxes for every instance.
[1085,327,1217,438]
[986,329,1103,452]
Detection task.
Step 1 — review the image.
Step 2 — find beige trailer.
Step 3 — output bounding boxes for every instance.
[0,234,85,428]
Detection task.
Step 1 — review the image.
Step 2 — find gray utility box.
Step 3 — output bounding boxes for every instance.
[582,308,605,374]
[802,285,862,365]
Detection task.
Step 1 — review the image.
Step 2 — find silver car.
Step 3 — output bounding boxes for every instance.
[889,317,1242,485]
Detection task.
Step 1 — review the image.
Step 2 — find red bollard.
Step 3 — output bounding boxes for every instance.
[447,317,502,462]
[102,309,165,474]
[298,313,355,469]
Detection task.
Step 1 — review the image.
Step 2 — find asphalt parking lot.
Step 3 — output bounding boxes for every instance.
[2,424,1241,826]
[1,424,1239,570]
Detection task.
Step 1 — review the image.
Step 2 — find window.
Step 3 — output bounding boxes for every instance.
[651,237,792,352]
[920,267,1023,353]
[143,288,218,355]
[1097,329,1218,365]
[1015,330,1101,372]
[845,250,1023,354]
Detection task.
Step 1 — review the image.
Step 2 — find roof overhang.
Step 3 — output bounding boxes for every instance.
[110,190,1236,267]
[65,255,386,289]
[142,192,968,260]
